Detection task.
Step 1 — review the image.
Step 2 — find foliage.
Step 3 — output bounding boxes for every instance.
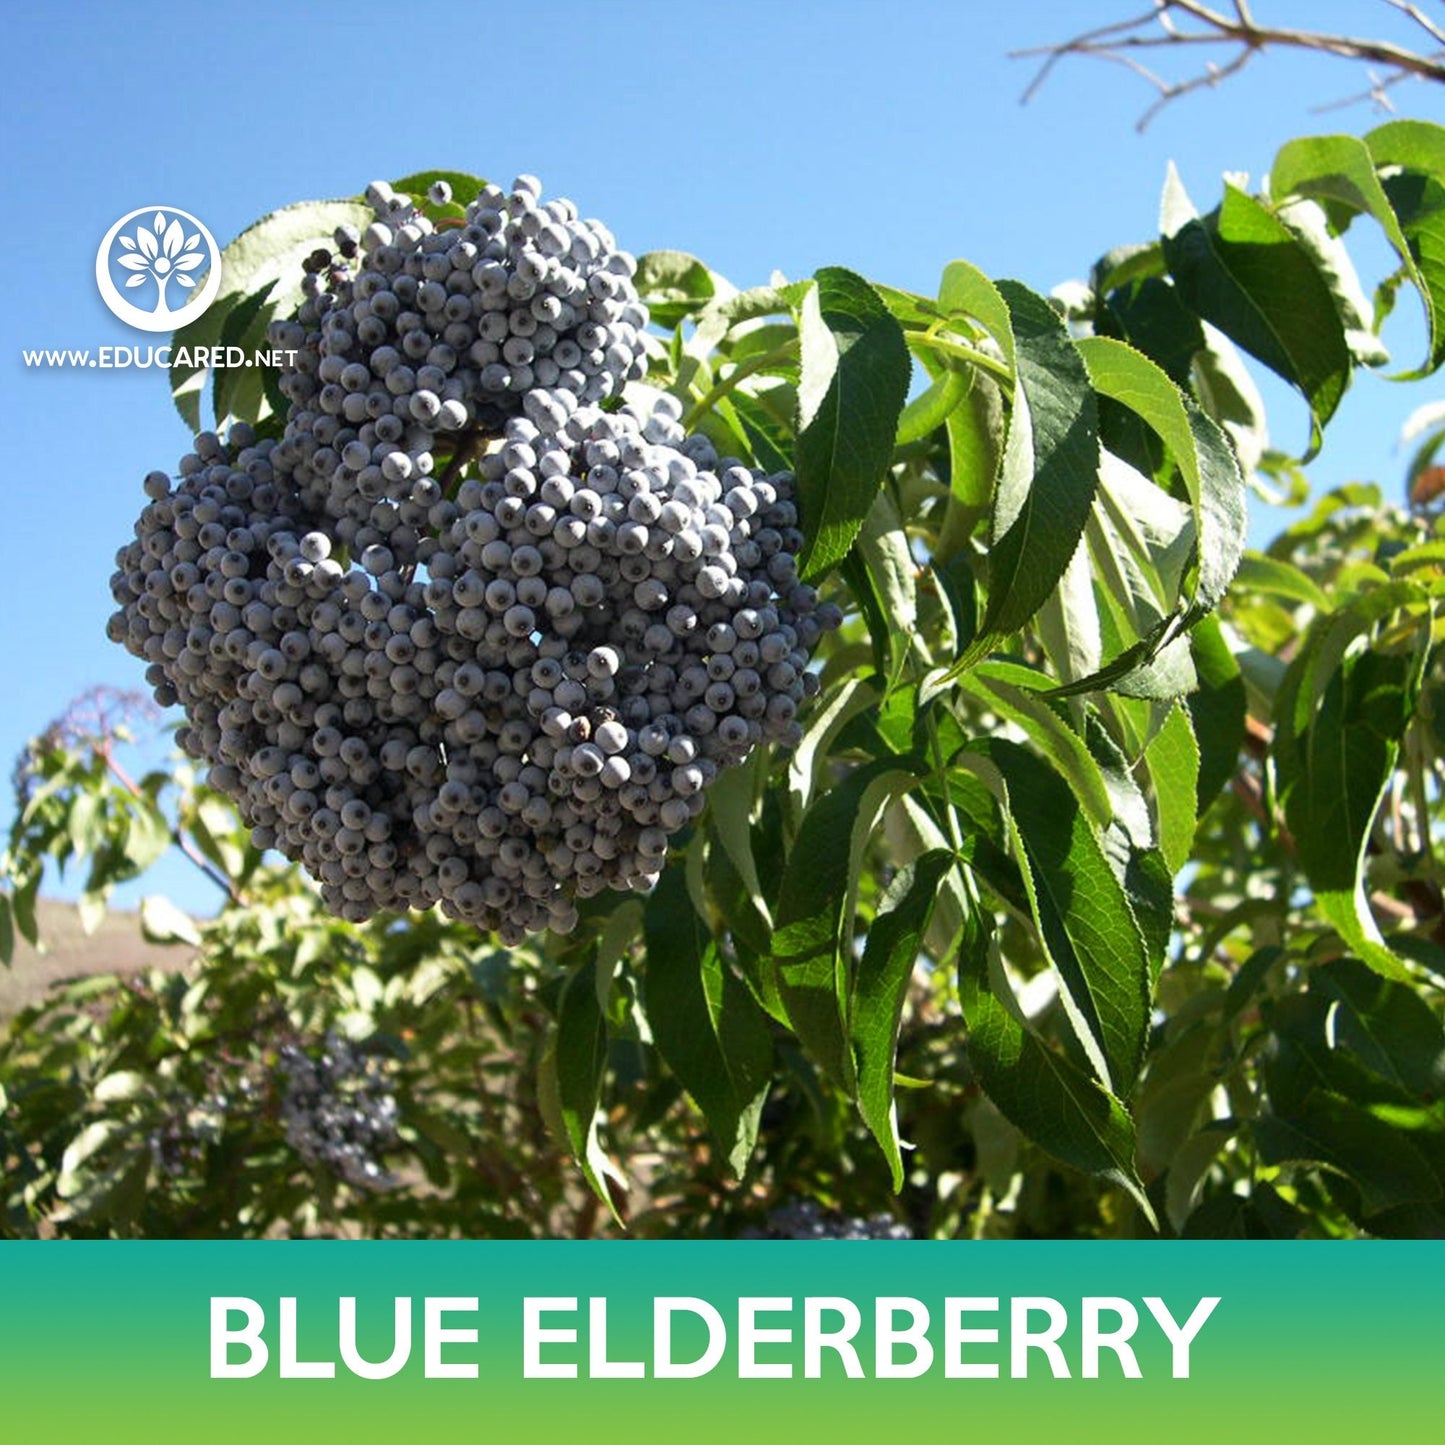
[4,118,1445,1238]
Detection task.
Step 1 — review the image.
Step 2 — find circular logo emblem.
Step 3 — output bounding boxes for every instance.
[95,206,223,332]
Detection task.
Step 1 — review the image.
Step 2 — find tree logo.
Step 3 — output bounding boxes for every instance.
[95,206,223,332]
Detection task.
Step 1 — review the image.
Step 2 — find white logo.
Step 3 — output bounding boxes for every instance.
[95,206,223,332]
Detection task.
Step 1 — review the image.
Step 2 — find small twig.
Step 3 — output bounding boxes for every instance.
[437,424,488,500]
[1385,0,1445,47]
[1310,65,1417,114]
[1014,0,1445,130]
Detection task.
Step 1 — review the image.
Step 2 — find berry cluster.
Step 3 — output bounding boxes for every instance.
[108,175,838,940]
[747,1197,913,1240]
[147,1088,231,1178]
[278,1033,400,1192]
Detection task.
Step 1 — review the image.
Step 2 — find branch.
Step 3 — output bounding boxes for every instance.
[1014,0,1445,130]
[99,740,242,906]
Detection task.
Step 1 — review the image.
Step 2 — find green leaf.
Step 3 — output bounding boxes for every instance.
[1163,176,1352,457]
[704,751,770,928]
[0,894,13,966]
[1234,553,1331,612]
[894,365,967,448]
[139,895,202,947]
[970,281,1099,657]
[1192,325,1270,476]
[10,875,39,947]
[1271,134,1417,286]
[1186,616,1247,812]
[388,170,488,206]
[93,1071,149,1104]
[937,260,1016,368]
[643,869,773,1177]
[943,366,1005,515]
[794,267,911,580]
[1313,957,1445,1101]
[124,806,172,873]
[170,198,373,429]
[1144,704,1201,875]
[65,790,102,859]
[58,1120,120,1198]
[635,250,721,328]
[1254,1092,1441,1217]
[1273,596,1427,982]
[211,279,280,430]
[852,849,953,1188]
[1075,334,1246,623]
[957,907,1154,1222]
[77,890,106,936]
[1099,274,1204,389]
[553,956,618,1214]
[1274,197,1389,367]
[771,757,918,1088]
[960,739,1152,1096]
[786,674,880,819]
[853,487,918,673]
[961,662,1115,830]
[1364,120,1445,376]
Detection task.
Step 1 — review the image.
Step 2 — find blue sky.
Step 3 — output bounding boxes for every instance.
[2,0,1442,915]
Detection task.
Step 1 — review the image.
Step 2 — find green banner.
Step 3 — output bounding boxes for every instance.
[0,1242,1439,1441]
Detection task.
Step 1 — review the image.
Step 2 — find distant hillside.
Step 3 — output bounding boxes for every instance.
[0,898,192,1023]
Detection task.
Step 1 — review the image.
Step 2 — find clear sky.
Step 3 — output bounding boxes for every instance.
[2,0,1442,915]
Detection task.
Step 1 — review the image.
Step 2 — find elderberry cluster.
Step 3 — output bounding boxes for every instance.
[278,1033,400,1192]
[746,1198,913,1240]
[107,174,839,941]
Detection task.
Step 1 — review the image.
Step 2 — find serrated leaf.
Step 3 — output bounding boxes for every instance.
[705,750,769,925]
[786,673,879,819]
[643,868,773,1177]
[1313,957,1445,1101]
[552,956,619,1216]
[1364,120,1445,376]
[1144,704,1201,875]
[771,757,918,1088]
[852,849,953,1188]
[957,907,1153,1222]
[1273,594,1427,982]
[960,739,1152,1096]
[794,267,911,580]
[1035,529,1103,688]
[1192,323,1270,475]
[1234,553,1331,611]
[961,661,1114,829]
[1075,334,1246,623]
[894,364,968,447]
[1186,616,1247,812]
[937,259,1016,368]
[1163,181,1352,457]
[212,279,279,429]
[1254,1092,1441,1217]
[968,281,1098,660]
[1275,197,1389,367]
[853,487,918,671]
